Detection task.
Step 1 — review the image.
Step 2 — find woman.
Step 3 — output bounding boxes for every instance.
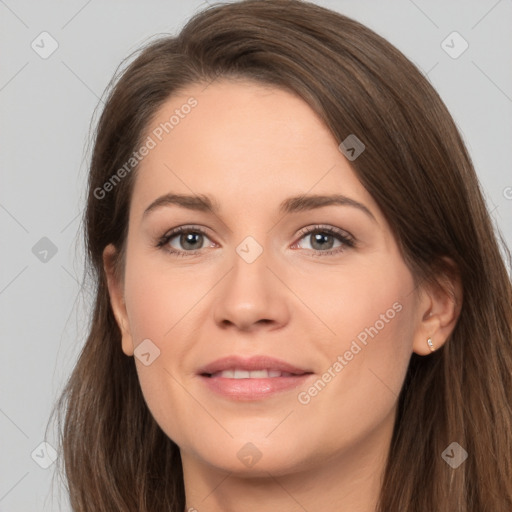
[51,0,512,510]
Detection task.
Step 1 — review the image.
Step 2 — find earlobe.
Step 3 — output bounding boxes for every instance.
[412,263,463,356]
[102,244,134,356]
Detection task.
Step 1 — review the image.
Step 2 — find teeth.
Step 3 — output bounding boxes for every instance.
[211,369,296,379]
[250,370,269,378]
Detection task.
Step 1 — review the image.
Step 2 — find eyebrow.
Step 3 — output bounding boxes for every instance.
[143,193,376,221]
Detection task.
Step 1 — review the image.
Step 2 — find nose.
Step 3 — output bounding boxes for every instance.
[213,246,291,332]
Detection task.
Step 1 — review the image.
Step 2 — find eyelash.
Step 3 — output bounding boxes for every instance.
[156,224,356,258]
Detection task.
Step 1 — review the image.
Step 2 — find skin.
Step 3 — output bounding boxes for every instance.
[104,79,461,512]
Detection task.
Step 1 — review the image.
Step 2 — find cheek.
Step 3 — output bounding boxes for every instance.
[121,254,217,444]
[123,253,205,344]
[293,257,415,355]
[294,262,416,442]
[121,276,184,445]
[328,261,416,382]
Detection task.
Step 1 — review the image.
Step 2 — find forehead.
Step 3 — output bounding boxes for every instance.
[130,79,377,217]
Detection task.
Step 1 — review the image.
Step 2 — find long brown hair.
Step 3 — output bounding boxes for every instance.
[50,0,512,510]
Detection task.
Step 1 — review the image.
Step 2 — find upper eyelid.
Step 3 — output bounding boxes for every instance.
[162,224,351,238]
[297,224,352,238]
[162,224,213,239]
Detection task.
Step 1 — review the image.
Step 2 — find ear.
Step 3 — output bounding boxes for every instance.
[103,244,134,356]
[412,260,463,355]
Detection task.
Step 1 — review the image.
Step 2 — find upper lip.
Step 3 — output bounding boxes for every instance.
[198,355,312,376]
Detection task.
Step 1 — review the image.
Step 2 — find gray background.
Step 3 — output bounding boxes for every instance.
[1,0,511,510]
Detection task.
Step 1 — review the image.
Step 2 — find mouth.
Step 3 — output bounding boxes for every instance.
[204,369,304,379]
[197,355,314,400]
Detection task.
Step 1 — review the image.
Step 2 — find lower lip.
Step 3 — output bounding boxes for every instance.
[199,374,313,400]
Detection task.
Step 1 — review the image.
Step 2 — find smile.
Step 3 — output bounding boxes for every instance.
[197,356,314,400]
[207,369,303,379]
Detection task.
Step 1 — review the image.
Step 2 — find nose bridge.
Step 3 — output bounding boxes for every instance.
[236,235,269,283]
[213,232,289,330]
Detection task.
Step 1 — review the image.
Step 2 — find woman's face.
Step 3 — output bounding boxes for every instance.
[105,79,432,477]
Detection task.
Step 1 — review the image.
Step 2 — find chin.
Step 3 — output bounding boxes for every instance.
[185,434,313,477]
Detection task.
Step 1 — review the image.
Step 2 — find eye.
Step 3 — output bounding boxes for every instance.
[156,225,215,256]
[293,225,355,256]
[156,224,355,258]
